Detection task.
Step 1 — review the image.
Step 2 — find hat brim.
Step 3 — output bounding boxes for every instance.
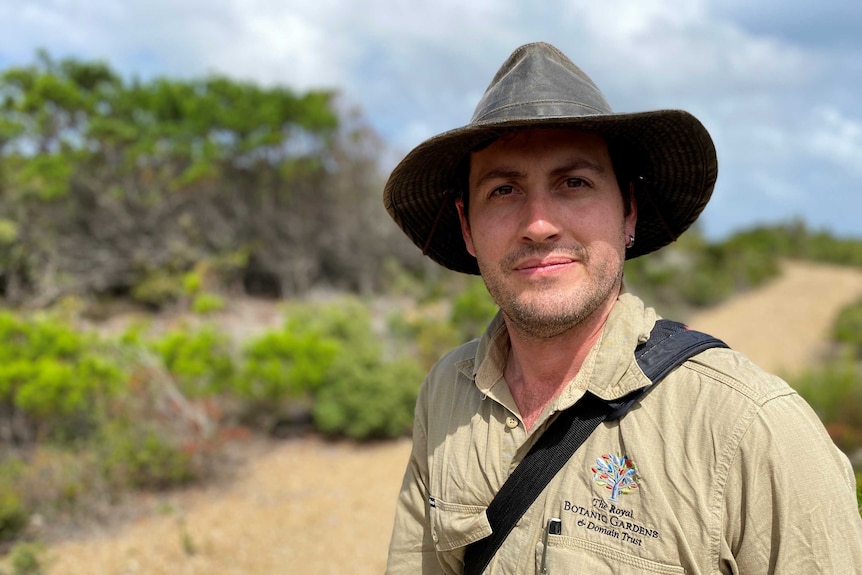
[384,110,717,275]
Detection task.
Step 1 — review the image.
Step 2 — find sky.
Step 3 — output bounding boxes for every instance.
[1,0,860,240]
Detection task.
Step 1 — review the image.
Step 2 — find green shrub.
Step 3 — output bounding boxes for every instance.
[98,422,195,490]
[387,279,496,372]
[834,298,862,352]
[182,270,203,295]
[791,357,862,452]
[413,317,461,371]
[622,252,679,301]
[0,311,81,360]
[857,473,861,518]
[0,218,18,245]
[285,298,377,353]
[153,327,235,397]
[313,355,424,439]
[239,297,427,439]
[451,277,498,341]
[131,270,186,308]
[677,260,736,308]
[723,221,862,267]
[0,311,124,441]
[13,356,121,418]
[388,306,461,371]
[235,297,380,402]
[191,293,226,315]
[0,483,27,543]
[381,257,429,299]
[236,325,338,402]
[803,230,862,266]
[4,542,46,575]
[675,242,780,308]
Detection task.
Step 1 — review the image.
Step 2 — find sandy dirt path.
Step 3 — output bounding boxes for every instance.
[685,261,862,378]
[35,261,862,574]
[45,438,413,575]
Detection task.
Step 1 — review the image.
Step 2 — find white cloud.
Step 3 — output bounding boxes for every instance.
[751,171,804,201]
[576,0,709,37]
[559,0,820,109]
[197,1,345,88]
[808,107,862,177]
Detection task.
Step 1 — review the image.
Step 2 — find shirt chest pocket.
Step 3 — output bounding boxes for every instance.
[537,534,686,574]
[428,497,492,552]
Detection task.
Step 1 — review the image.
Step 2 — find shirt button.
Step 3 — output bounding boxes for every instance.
[506,416,519,429]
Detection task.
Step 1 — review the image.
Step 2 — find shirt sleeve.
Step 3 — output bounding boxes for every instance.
[722,391,862,573]
[385,385,446,575]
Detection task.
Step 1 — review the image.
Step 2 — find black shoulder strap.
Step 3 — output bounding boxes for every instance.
[606,319,729,420]
[462,319,727,575]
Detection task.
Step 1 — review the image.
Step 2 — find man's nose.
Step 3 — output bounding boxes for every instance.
[520,190,561,243]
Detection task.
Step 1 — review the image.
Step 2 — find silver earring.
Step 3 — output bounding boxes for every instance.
[626,235,635,249]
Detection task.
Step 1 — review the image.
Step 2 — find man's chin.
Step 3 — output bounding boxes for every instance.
[502,302,583,337]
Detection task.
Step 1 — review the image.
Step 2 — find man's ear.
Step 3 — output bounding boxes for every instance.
[625,182,638,237]
[455,198,476,257]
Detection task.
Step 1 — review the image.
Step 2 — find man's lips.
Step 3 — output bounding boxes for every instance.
[513,256,577,272]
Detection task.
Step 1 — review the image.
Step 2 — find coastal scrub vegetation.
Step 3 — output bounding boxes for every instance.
[1,53,860,548]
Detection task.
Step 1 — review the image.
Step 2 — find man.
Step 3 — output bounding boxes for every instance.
[383,42,862,574]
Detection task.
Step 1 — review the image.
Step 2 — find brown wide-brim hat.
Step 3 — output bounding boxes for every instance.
[384,42,718,275]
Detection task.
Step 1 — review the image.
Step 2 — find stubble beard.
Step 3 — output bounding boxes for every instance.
[477,243,624,340]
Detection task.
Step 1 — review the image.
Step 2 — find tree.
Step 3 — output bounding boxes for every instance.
[592,453,640,502]
[0,52,419,306]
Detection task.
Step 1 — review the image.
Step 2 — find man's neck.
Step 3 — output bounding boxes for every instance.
[503,301,614,431]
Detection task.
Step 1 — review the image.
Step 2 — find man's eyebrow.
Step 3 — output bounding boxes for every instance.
[472,168,525,190]
[550,158,608,177]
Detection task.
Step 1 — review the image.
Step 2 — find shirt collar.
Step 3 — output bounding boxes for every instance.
[466,293,657,409]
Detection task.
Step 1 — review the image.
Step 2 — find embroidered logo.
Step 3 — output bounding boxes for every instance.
[592,453,640,501]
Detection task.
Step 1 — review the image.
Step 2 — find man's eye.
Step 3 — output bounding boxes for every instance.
[566,177,587,188]
[490,185,514,197]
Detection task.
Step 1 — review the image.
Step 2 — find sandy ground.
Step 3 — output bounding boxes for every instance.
[43,438,413,575]
[26,261,862,574]
[685,261,862,378]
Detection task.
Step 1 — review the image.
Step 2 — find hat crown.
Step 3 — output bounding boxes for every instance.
[472,42,614,124]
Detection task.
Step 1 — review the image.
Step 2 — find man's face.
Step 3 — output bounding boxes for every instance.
[457,127,637,339]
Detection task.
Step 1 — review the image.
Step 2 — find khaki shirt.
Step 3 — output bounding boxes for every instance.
[386,294,862,574]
